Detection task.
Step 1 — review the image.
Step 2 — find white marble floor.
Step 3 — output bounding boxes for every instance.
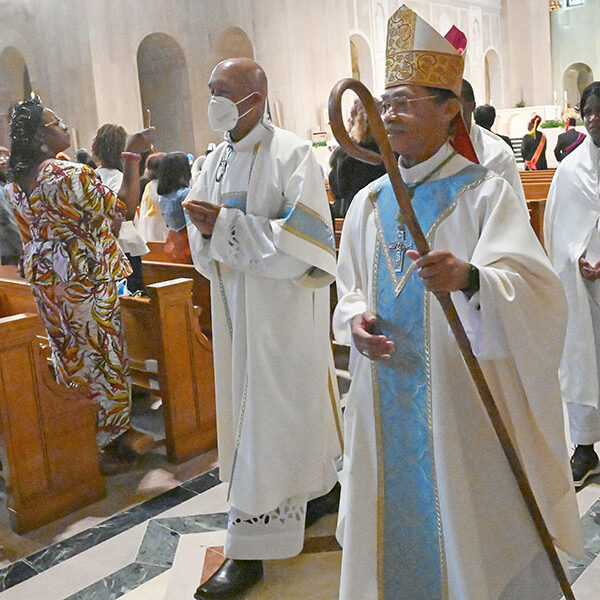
[0,463,599,600]
[1,394,600,599]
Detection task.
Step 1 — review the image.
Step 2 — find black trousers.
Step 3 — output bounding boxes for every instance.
[125,253,148,295]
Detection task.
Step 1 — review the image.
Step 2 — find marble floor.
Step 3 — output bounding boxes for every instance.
[0,462,599,599]
[1,366,600,598]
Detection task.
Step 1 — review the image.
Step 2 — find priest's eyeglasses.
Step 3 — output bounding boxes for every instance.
[215,144,234,182]
[380,95,438,115]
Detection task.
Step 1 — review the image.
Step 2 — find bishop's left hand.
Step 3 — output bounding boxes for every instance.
[579,256,600,281]
[406,249,470,292]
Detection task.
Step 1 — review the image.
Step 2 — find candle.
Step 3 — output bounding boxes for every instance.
[563,90,568,103]
[553,91,557,103]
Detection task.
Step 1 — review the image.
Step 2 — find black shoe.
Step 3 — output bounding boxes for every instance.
[571,445,600,487]
[305,482,341,529]
[194,559,263,599]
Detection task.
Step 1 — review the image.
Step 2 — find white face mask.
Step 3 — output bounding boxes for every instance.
[207,92,256,132]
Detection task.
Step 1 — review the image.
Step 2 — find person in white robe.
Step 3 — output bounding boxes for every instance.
[333,6,581,599]
[545,81,600,486]
[460,79,526,204]
[184,58,342,599]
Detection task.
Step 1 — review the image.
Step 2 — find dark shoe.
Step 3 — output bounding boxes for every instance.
[305,482,341,529]
[571,445,600,487]
[194,559,263,599]
[98,449,136,476]
[103,428,158,463]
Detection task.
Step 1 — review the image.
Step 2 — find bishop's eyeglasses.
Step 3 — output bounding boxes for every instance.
[380,94,438,115]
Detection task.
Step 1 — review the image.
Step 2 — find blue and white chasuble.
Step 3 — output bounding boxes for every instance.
[370,164,486,599]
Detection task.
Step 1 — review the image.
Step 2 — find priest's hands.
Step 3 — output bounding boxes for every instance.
[351,312,394,361]
[406,250,470,292]
[579,257,600,281]
[183,200,222,236]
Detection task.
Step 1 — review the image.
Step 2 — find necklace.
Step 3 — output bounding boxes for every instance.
[389,151,457,273]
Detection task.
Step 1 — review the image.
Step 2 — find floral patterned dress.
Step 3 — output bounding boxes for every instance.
[7,160,132,447]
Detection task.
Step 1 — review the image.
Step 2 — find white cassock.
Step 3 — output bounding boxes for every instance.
[135,179,168,242]
[470,122,525,204]
[188,117,342,559]
[334,143,581,599]
[95,167,149,257]
[545,136,600,444]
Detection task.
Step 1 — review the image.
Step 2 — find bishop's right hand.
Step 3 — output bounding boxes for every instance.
[351,311,395,361]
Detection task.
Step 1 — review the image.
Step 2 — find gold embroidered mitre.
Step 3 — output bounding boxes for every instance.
[385,4,464,96]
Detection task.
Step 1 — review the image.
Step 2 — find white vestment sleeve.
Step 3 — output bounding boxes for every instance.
[333,193,370,345]
[207,207,310,279]
[445,177,546,361]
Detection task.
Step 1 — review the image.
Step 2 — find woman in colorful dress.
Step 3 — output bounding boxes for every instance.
[7,96,154,474]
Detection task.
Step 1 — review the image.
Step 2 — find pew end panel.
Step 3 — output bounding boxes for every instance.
[142,260,211,334]
[120,278,216,463]
[0,313,105,533]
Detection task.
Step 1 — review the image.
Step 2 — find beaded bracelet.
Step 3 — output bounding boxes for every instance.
[121,152,141,163]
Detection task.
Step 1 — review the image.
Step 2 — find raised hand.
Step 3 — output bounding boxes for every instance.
[124,110,155,154]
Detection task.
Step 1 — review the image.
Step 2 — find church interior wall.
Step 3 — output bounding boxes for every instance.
[0,0,566,154]
[551,0,600,108]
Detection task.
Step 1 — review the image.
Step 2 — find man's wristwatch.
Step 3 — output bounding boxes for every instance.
[460,263,480,298]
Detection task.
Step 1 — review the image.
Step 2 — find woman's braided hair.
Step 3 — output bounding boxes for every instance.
[8,95,45,185]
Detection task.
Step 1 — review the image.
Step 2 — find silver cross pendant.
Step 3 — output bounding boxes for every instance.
[388,225,413,273]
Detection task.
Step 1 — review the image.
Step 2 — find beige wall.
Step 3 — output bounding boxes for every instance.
[0,0,353,153]
[501,0,553,108]
[0,0,557,154]
[551,0,600,108]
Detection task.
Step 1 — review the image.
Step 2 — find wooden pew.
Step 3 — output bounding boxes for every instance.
[143,259,211,333]
[526,199,546,248]
[334,218,344,251]
[522,180,552,248]
[0,291,105,533]
[523,181,551,200]
[0,277,41,319]
[0,274,216,465]
[120,278,216,463]
[144,241,178,263]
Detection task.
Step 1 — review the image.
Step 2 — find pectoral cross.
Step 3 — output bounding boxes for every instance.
[388,224,413,273]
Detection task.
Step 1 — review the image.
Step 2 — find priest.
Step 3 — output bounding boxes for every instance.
[460,79,525,203]
[333,5,581,599]
[185,58,342,599]
[545,81,600,487]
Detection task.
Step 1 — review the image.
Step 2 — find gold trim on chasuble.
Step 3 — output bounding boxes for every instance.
[216,143,261,495]
[280,201,337,257]
[368,173,493,599]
